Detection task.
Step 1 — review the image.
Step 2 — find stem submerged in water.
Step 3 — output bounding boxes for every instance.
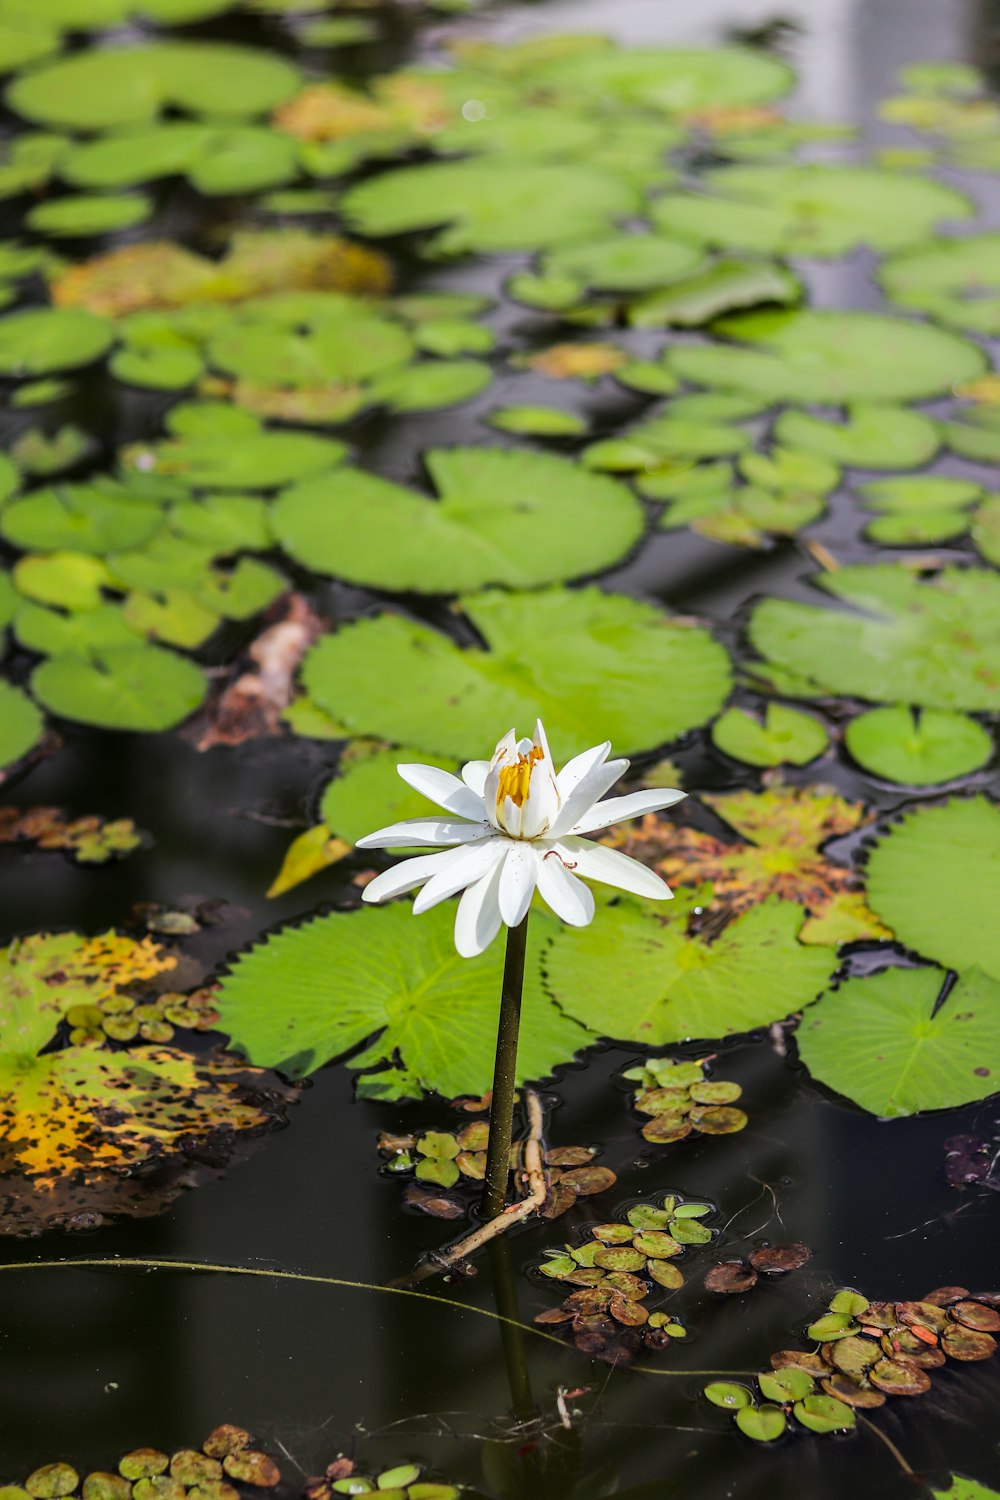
[481,911,530,1220]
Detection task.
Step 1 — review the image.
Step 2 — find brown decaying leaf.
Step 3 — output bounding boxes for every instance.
[12,1432,279,1500]
[51,231,391,318]
[401,1182,465,1219]
[195,594,326,750]
[603,784,889,944]
[704,1260,759,1294]
[0,807,143,864]
[515,343,628,380]
[748,1242,812,1274]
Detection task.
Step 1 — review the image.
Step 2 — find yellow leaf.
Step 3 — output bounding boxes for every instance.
[266,824,351,898]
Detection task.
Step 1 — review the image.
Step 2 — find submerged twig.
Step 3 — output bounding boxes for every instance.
[856,1415,918,1480]
[394,1087,548,1287]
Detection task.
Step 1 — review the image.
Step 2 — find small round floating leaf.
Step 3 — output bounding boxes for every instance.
[758,1368,815,1402]
[632,1230,682,1258]
[486,406,587,437]
[25,1470,78,1500]
[866,797,1000,977]
[0,683,44,770]
[735,1404,786,1442]
[544,234,704,292]
[774,404,940,470]
[593,1245,646,1272]
[712,704,828,768]
[868,1358,931,1395]
[748,1243,812,1274]
[798,965,1000,1117]
[111,345,203,391]
[82,1477,130,1500]
[807,1313,857,1341]
[202,1428,253,1459]
[793,1395,856,1433]
[647,1259,684,1289]
[941,1325,997,1360]
[819,1374,885,1409]
[221,1453,281,1487]
[845,706,991,785]
[705,1382,752,1410]
[670,310,985,404]
[119,1456,168,1483]
[132,1480,183,1500]
[377,1470,421,1492]
[27,194,152,237]
[369,360,492,413]
[272,448,644,593]
[301,586,731,759]
[690,1105,748,1134]
[951,1301,1000,1333]
[32,644,206,731]
[859,477,983,513]
[559,1164,616,1195]
[126,429,346,490]
[641,1115,692,1144]
[0,308,114,377]
[689,1080,742,1104]
[7,44,301,131]
[628,258,801,329]
[864,509,969,546]
[169,1457,222,1488]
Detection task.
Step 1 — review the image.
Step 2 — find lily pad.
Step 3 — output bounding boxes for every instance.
[272,449,644,593]
[798,965,1000,1117]
[124,423,346,491]
[651,165,972,256]
[880,232,1000,333]
[712,704,828,767]
[299,586,731,759]
[366,359,492,413]
[31,644,206,730]
[670,309,985,404]
[319,744,453,848]
[26,192,152,236]
[485,406,586,437]
[628,258,801,328]
[845,707,992,785]
[528,46,793,111]
[7,43,301,131]
[865,796,1000,978]
[215,903,586,1095]
[1,481,163,554]
[546,893,835,1046]
[748,565,1000,711]
[0,682,45,770]
[0,307,114,376]
[542,234,704,293]
[774,404,941,470]
[342,160,640,253]
[60,123,299,196]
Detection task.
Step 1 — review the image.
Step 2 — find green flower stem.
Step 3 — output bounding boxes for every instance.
[481,911,529,1220]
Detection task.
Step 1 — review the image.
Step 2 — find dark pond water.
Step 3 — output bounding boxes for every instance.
[1,0,999,1496]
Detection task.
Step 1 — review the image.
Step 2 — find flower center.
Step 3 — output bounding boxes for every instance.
[496,746,543,809]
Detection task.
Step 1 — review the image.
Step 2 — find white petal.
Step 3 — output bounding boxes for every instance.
[412,837,506,914]
[554,740,611,800]
[356,816,490,849]
[498,842,538,927]
[535,849,595,926]
[454,858,505,958]
[549,757,628,838]
[562,837,673,900]
[534,718,553,764]
[490,728,517,766]
[396,763,484,820]
[462,759,489,795]
[568,787,686,837]
[361,848,459,903]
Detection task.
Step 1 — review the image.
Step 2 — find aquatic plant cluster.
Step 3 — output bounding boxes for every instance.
[0,0,998,1495]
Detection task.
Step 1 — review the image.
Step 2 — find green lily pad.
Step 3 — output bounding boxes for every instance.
[528,45,793,111]
[798,964,1000,1117]
[866,795,1000,977]
[864,509,970,546]
[704,1383,753,1410]
[972,495,1000,565]
[272,448,644,593]
[0,481,163,553]
[485,406,586,437]
[26,192,152,236]
[0,682,44,770]
[320,744,451,846]
[61,123,299,195]
[758,1369,815,1403]
[111,344,204,391]
[124,426,346,490]
[748,565,1000,710]
[215,902,586,1094]
[944,407,1000,464]
[793,1395,856,1434]
[845,706,991,784]
[543,234,704,293]
[774,404,941,470]
[545,894,834,1046]
[880,232,1000,333]
[628,258,801,328]
[932,1480,1000,1500]
[14,550,110,609]
[651,165,972,256]
[14,600,139,656]
[342,160,640,253]
[10,424,96,478]
[735,1405,786,1442]
[0,19,61,76]
[31,643,206,730]
[670,309,985,403]
[367,359,492,412]
[7,43,301,131]
[208,307,412,387]
[858,476,983,512]
[712,704,828,767]
[0,307,114,376]
[299,585,731,759]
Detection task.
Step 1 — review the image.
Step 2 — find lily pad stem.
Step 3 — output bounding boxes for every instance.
[482,911,530,1220]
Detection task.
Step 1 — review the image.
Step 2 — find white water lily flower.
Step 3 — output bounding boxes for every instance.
[357,720,685,958]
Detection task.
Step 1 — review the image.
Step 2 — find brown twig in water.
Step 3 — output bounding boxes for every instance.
[393,1088,547,1288]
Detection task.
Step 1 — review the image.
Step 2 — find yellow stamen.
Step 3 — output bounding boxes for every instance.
[496,745,543,808]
